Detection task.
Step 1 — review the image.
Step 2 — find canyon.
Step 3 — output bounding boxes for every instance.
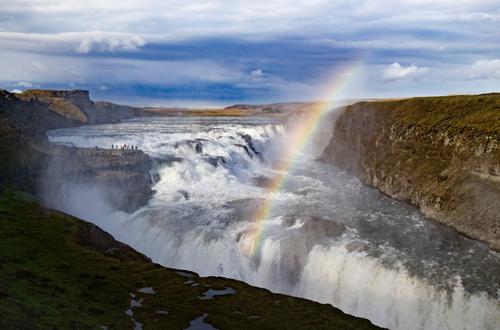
[1,89,499,329]
[0,89,382,329]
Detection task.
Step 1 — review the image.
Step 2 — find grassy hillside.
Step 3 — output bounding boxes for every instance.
[0,191,380,329]
[360,93,500,133]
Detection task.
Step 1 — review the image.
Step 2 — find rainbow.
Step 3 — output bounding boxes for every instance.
[245,61,364,256]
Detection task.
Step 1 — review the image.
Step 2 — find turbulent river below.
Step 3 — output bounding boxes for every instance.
[47,116,500,330]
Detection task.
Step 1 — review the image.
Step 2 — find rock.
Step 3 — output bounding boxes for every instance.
[75,221,151,263]
[282,216,346,239]
[0,89,83,138]
[178,190,190,200]
[10,89,143,126]
[16,90,89,123]
[94,101,139,123]
[0,89,153,212]
[251,175,274,188]
[195,142,203,154]
[17,89,141,125]
[238,133,263,160]
[38,145,154,213]
[204,156,227,167]
[234,143,253,158]
[321,94,500,251]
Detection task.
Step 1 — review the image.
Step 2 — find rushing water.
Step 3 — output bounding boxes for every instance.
[48,116,500,330]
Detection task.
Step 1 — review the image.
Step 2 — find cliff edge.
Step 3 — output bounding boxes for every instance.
[17,89,139,124]
[322,94,500,251]
[0,89,152,212]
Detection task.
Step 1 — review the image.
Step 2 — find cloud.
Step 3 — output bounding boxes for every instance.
[13,81,34,88]
[466,59,500,79]
[2,1,499,41]
[0,32,147,54]
[383,62,429,81]
[75,33,146,53]
[2,81,41,91]
[0,48,242,85]
[1,1,500,101]
[250,69,263,77]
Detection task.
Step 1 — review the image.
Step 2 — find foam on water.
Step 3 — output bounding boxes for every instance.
[48,116,500,330]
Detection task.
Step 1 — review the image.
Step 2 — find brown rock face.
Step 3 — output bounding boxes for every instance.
[16,90,89,123]
[322,94,500,251]
[17,89,138,124]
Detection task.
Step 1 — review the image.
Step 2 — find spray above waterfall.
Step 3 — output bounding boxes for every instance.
[247,61,365,256]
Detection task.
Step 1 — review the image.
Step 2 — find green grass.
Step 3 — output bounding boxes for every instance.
[0,191,380,329]
[356,93,500,134]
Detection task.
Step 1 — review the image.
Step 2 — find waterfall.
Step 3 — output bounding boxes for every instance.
[47,116,500,330]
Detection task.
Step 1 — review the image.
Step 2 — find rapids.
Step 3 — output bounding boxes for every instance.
[47,116,500,330]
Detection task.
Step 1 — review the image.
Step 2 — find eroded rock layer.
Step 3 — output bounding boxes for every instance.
[322,94,500,250]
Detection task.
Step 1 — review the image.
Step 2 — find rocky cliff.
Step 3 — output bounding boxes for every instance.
[0,89,153,212]
[0,89,83,137]
[322,94,500,250]
[18,89,139,124]
[38,145,153,213]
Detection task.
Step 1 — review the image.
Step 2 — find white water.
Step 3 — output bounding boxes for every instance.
[48,116,500,330]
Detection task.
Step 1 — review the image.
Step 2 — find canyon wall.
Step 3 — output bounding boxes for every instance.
[322,94,500,250]
[31,145,153,213]
[17,89,139,124]
[0,89,152,212]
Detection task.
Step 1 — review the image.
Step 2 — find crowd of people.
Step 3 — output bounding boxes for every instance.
[111,144,139,150]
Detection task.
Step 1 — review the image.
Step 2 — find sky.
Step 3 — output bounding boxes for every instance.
[0,0,499,106]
